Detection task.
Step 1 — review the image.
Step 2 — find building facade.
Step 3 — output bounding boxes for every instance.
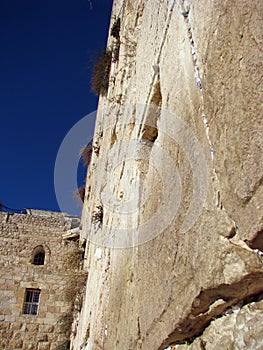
[0,209,81,350]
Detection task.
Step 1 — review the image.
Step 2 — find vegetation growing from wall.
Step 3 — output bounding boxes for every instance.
[63,245,84,271]
[92,204,103,227]
[74,140,93,204]
[57,243,88,349]
[91,49,112,95]
[64,272,88,312]
[110,18,120,39]
[110,18,121,62]
[75,184,86,203]
[80,144,93,166]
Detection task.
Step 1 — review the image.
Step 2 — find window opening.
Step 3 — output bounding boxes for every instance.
[33,252,45,265]
[32,246,45,265]
[22,288,41,315]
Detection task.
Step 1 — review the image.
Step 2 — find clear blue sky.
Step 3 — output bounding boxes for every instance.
[0,0,113,214]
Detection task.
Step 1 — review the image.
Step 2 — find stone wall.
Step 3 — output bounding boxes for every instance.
[73,0,263,349]
[0,210,81,350]
[175,298,263,350]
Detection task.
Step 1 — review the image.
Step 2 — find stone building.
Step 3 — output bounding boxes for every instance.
[0,209,82,350]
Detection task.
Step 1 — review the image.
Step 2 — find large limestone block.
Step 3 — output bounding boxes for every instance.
[176,299,263,350]
[73,0,263,349]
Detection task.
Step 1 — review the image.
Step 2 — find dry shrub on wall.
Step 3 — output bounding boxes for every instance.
[57,246,88,349]
[64,272,88,312]
[63,245,87,310]
[75,184,86,203]
[80,144,93,166]
[91,49,112,95]
[92,204,103,227]
[63,245,84,271]
[110,18,121,39]
[74,142,93,205]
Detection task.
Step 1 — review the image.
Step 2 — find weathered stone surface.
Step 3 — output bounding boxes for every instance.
[38,342,51,350]
[72,0,263,349]
[176,299,263,350]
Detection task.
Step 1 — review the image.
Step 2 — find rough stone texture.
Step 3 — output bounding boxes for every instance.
[0,210,80,350]
[72,0,263,349]
[176,298,263,350]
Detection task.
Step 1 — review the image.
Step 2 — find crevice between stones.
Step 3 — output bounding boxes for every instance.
[245,230,263,251]
[159,272,263,349]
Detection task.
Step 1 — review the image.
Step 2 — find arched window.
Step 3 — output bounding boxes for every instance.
[32,246,45,265]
